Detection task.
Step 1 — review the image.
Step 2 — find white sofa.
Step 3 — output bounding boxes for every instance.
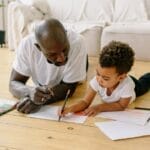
[7,0,150,61]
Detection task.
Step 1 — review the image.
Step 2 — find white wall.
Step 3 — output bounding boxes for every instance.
[0,0,5,30]
[0,0,13,42]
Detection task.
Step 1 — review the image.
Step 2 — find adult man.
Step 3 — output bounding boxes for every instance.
[9,18,87,114]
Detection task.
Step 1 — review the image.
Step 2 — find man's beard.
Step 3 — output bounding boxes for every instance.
[47,57,68,66]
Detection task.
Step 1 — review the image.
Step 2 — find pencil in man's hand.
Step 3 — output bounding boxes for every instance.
[58,89,71,122]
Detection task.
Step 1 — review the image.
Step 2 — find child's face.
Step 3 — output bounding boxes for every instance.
[96,65,126,89]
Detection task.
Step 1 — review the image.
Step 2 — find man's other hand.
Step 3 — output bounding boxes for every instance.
[16,97,41,114]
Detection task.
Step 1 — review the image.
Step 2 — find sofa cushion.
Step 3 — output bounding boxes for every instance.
[47,0,84,21]
[104,22,150,34]
[101,23,150,61]
[145,0,150,19]
[18,0,50,15]
[81,0,114,23]
[47,0,114,23]
[113,0,148,22]
[63,21,105,33]
[63,21,104,56]
[81,26,102,56]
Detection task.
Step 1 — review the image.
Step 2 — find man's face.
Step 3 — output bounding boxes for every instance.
[36,41,69,66]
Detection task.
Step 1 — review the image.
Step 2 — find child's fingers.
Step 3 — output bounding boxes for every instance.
[62,107,69,115]
[58,107,62,116]
[58,107,69,117]
[84,108,94,116]
[75,111,85,116]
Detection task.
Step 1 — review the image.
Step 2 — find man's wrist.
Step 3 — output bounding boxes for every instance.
[30,99,43,106]
[30,98,45,106]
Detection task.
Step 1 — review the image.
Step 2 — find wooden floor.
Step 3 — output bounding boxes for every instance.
[0,48,150,150]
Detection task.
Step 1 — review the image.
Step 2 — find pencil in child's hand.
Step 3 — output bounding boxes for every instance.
[58,89,71,122]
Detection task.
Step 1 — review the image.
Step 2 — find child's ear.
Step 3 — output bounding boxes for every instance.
[119,73,127,81]
[34,43,41,51]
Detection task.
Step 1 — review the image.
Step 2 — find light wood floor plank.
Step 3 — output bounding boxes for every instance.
[0,48,149,150]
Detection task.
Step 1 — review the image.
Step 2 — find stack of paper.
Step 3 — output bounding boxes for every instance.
[95,121,150,140]
[0,98,17,115]
[95,109,150,140]
[27,105,87,124]
[96,108,150,125]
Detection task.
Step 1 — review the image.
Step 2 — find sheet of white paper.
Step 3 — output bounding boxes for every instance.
[95,121,150,140]
[96,108,150,125]
[0,98,16,105]
[0,98,17,114]
[27,105,87,124]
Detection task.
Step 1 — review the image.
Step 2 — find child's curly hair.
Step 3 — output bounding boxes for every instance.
[99,41,135,74]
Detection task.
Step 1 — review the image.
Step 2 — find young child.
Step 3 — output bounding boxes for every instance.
[59,41,150,117]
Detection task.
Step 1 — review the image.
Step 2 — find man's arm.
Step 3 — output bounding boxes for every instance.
[9,69,78,102]
[9,69,30,98]
[9,69,49,114]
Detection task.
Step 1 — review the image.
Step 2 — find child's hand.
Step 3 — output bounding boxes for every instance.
[58,100,90,117]
[58,104,82,117]
[84,105,101,116]
[58,106,71,117]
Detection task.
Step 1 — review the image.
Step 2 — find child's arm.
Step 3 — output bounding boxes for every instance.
[60,86,96,115]
[84,97,131,116]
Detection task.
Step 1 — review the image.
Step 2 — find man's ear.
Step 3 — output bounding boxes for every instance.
[34,43,41,51]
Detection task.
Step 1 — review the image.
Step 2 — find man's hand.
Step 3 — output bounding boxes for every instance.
[16,97,41,114]
[29,86,54,105]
